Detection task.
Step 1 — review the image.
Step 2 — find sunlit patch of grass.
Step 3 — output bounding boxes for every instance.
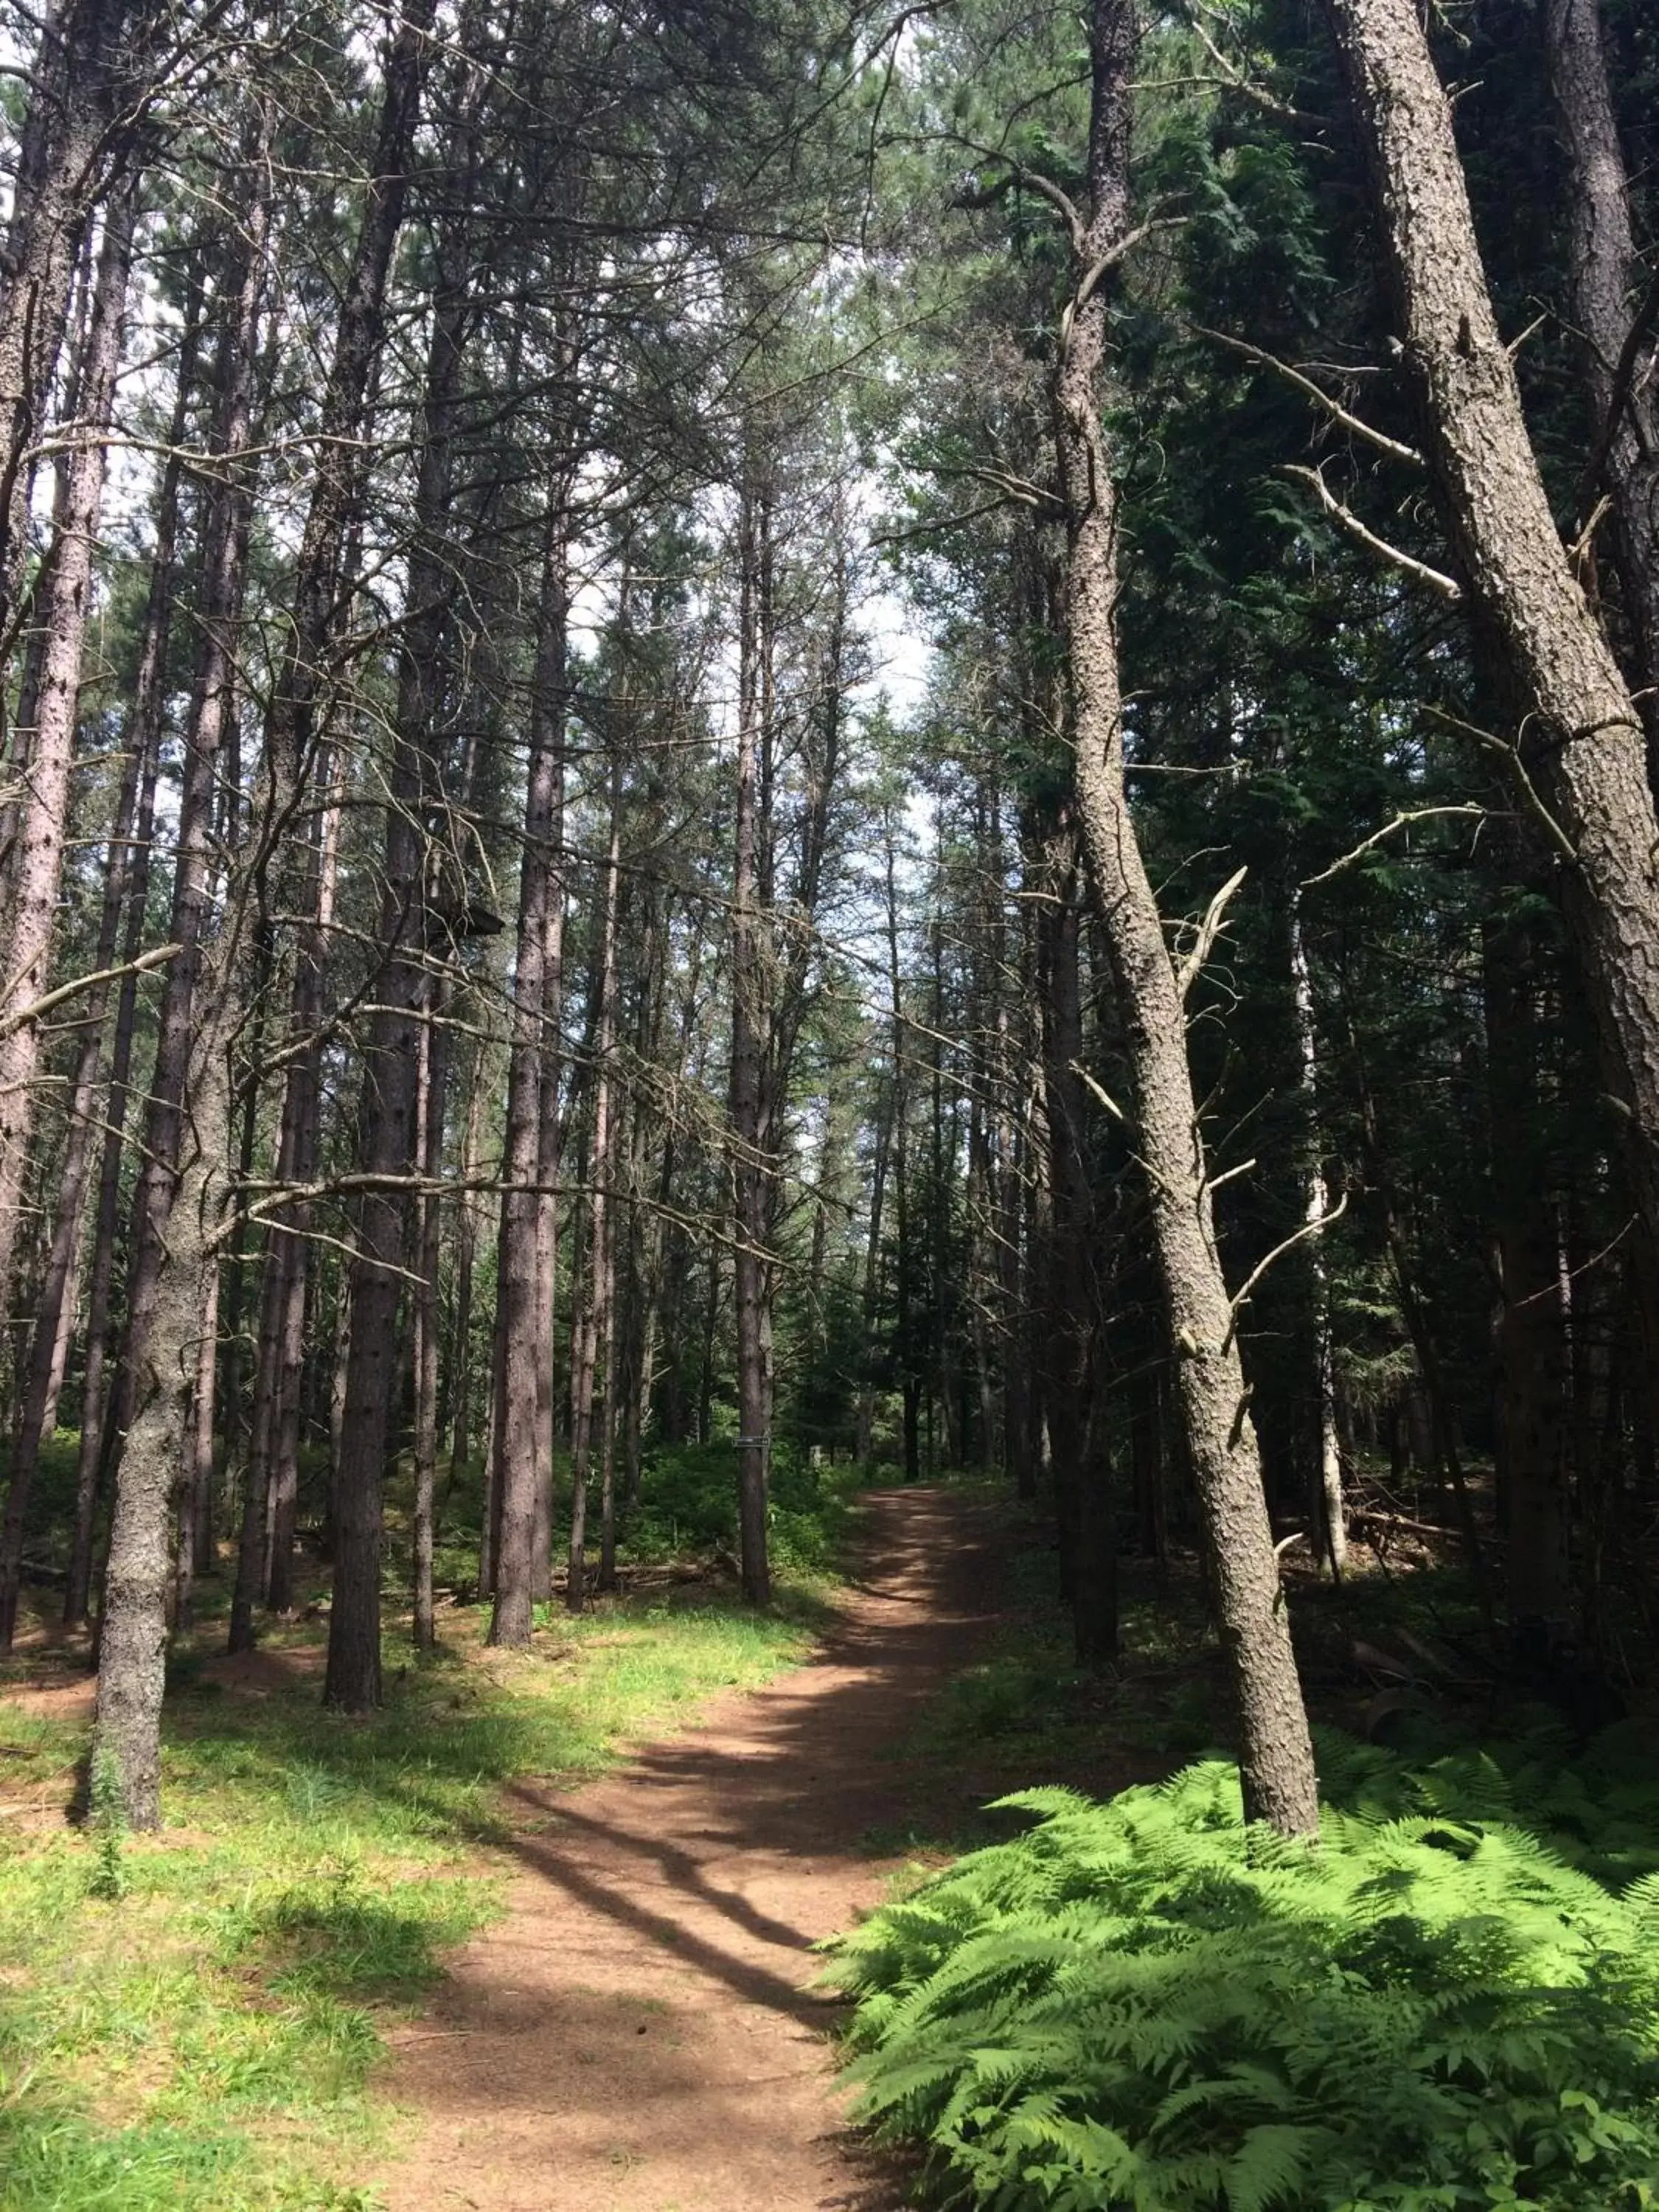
[0,1571,820,2211]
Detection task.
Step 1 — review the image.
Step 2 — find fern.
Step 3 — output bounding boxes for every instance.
[827,1744,1659,2211]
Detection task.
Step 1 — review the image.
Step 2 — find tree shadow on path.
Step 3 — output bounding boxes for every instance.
[377,1484,1005,2212]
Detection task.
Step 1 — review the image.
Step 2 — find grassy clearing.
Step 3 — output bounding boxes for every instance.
[0,1565,826,2212]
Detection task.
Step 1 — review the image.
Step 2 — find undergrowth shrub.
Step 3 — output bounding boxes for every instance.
[1317,1718,1659,1888]
[624,1441,855,1573]
[827,1756,1659,2211]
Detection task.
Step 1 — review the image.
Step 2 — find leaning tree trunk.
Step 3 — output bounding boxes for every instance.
[1053,0,1318,1834]
[1542,0,1659,775]
[1321,0,1659,1273]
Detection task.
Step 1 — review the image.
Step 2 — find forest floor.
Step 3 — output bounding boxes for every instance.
[0,1473,1495,2212]
[369,1484,1011,2212]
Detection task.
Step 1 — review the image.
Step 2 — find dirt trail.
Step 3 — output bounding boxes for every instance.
[375,1486,1000,2212]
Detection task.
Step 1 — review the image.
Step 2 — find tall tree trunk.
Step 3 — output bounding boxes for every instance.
[322,869,425,1712]
[490,505,568,1644]
[618,897,672,1508]
[233,822,338,1654]
[1322,0,1659,1275]
[729,483,771,1603]
[411,986,448,1650]
[993,799,1036,1499]
[880,815,921,1486]
[568,792,621,1614]
[94,1019,232,1826]
[109,125,269,1486]
[173,1257,219,1629]
[61,297,198,1627]
[273,3,436,1711]
[1054,0,1318,1834]
[1541,0,1659,774]
[1035,818,1114,1660]
[1484,908,1572,1633]
[237,3,440,1657]
[855,1077,893,1470]
[0,187,133,1354]
[0,213,184,1649]
[446,1064,487,1494]
[1290,896,1346,1576]
[0,0,162,637]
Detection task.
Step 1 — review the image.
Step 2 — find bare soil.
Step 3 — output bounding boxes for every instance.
[372,1484,1004,2212]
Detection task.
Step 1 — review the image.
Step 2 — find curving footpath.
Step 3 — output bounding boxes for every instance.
[375,1486,1001,2212]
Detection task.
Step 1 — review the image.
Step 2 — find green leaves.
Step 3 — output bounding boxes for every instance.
[827,1754,1659,2211]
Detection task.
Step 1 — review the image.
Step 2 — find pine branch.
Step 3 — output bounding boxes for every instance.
[1281,465,1462,599]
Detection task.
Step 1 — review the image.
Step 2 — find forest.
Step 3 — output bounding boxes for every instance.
[2,0,1659,2205]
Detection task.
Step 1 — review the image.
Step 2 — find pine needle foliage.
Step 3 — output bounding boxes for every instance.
[827,1758,1659,2211]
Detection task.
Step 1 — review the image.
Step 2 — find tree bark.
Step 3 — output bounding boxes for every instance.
[568,790,621,1614]
[1034,817,1114,1658]
[60,291,197,1628]
[173,1258,219,1630]
[729,481,772,1603]
[0,187,133,1352]
[1322,0,1659,1274]
[490,504,569,1644]
[1484,907,1573,1630]
[1541,0,1659,773]
[1054,0,1318,1833]
[0,0,163,637]
[94,1023,232,1826]
[1290,897,1346,1576]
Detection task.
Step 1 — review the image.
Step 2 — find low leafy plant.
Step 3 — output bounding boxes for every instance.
[1317,1717,1659,1889]
[827,1757,1659,2211]
[86,1742,128,1902]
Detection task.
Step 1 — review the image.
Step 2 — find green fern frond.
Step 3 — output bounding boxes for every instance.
[830,1737,1659,2212]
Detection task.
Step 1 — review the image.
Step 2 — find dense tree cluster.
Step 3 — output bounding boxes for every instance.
[0,0,1655,1838]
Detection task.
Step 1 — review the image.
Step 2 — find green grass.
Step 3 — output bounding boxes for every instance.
[0,1577,819,2212]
